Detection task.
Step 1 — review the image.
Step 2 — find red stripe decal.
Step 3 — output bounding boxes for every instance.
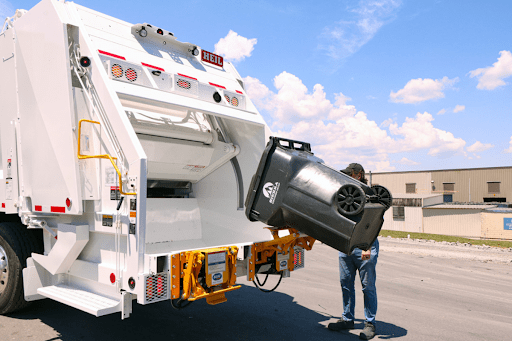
[236,90,243,94]
[178,73,197,80]
[35,205,42,211]
[51,206,66,213]
[142,62,165,72]
[209,82,226,89]
[98,50,126,60]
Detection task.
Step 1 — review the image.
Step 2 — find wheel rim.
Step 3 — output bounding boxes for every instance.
[372,185,392,208]
[336,184,365,216]
[0,245,8,295]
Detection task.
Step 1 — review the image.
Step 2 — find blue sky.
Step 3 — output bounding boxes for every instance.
[3,0,511,172]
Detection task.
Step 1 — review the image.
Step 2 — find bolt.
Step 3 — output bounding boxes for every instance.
[172,285,175,288]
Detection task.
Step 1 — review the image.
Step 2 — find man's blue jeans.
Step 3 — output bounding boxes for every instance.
[338,239,379,324]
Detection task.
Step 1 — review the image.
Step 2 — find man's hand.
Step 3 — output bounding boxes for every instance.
[361,250,371,260]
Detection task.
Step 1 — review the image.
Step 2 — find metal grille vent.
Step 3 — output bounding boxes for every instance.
[145,272,169,303]
[224,90,245,109]
[177,79,191,89]
[111,64,123,78]
[126,68,138,82]
[101,58,150,87]
[175,75,199,96]
[293,247,305,270]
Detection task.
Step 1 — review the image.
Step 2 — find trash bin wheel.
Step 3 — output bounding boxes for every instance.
[336,184,365,216]
[371,185,392,209]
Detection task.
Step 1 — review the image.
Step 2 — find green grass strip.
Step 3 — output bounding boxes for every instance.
[379,230,512,249]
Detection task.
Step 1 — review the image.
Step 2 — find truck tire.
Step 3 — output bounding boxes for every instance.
[0,222,41,314]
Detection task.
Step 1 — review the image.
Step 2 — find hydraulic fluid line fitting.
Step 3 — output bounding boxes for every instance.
[28,218,57,239]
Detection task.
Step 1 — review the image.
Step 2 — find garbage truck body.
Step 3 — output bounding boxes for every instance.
[0,0,390,318]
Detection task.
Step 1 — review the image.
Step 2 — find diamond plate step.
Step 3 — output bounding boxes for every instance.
[37,284,121,317]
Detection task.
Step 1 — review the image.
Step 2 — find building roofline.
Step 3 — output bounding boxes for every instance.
[369,165,512,175]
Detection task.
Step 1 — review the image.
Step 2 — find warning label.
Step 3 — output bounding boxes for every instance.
[110,186,120,200]
[105,167,117,186]
[207,251,226,274]
[277,252,289,271]
[183,165,206,172]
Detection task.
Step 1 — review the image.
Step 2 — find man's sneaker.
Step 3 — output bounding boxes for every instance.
[359,321,376,340]
[328,319,354,331]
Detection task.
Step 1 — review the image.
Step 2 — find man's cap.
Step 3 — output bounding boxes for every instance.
[341,163,365,175]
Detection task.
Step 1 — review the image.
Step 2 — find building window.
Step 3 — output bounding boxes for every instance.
[488,182,500,194]
[443,194,453,203]
[443,183,454,192]
[392,198,422,207]
[406,183,416,193]
[483,197,506,203]
[393,206,405,219]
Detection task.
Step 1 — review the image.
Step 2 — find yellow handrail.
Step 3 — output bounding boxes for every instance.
[77,119,136,196]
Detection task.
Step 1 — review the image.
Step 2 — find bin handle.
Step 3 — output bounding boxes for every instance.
[271,136,312,153]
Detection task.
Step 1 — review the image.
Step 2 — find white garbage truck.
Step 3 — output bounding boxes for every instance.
[0,0,390,319]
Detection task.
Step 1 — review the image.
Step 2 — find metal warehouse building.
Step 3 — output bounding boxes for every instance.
[369,166,512,239]
[369,166,512,203]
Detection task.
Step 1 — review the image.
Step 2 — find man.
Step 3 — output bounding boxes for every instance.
[328,163,378,340]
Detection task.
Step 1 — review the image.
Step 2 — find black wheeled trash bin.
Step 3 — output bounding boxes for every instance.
[245,137,392,254]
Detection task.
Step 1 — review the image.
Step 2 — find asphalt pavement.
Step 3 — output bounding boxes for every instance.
[1,239,511,340]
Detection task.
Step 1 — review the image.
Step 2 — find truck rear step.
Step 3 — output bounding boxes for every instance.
[37,285,121,317]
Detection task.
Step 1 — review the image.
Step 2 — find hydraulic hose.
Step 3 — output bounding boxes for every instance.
[252,272,283,293]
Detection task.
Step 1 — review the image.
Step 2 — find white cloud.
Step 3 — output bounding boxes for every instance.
[244,72,337,126]
[390,77,458,104]
[453,105,465,113]
[436,109,446,115]
[380,118,394,128]
[319,0,402,60]
[394,157,420,166]
[0,0,14,22]
[469,50,512,90]
[245,72,467,170]
[388,112,466,156]
[467,141,493,153]
[504,136,512,153]
[214,30,257,62]
[243,76,273,111]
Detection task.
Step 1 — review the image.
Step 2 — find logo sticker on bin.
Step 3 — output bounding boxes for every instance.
[263,182,280,204]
